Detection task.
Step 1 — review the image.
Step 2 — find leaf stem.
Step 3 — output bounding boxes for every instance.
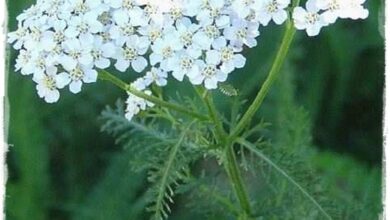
[229,13,297,141]
[98,69,209,121]
[152,121,196,220]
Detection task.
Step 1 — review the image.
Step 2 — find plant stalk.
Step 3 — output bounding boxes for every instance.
[223,12,300,217]
[193,87,251,218]
[225,143,252,219]
[229,20,297,140]
[98,69,209,121]
[194,86,226,143]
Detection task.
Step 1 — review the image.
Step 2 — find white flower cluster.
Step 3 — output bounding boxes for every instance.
[125,78,155,120]
[8,0,368,120]
[293,0,369,36]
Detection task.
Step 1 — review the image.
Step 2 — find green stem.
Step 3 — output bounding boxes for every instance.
[193,86,251,218]
[194,86,226,143]
[225,144,252,218]
[206,95,226,142]
[98,69,209,121]
[229,11,298,141]
[223,11,301,216]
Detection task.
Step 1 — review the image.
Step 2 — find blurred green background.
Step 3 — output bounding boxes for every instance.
[6,0,384,219]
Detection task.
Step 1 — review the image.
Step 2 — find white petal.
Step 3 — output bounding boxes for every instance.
[221,62,235,74]
[33,72,45,83]
[189,74,204,85]
[45,90,60,103]
[193,32,211,49]
[61,56,78,70]
[115,59,130,72]
[306,24,322,36]
[223,27,235,40]
[113,10,129,26]
[56,72,72,89]
[64,28,79,38]
[36,84,48,98]
[150,53,162,66]
[109,26,121,39]
[95,58,111,69]
[156,78,167,86]
[293,7,307,22]
[306,0,320,12]
[258,12,272,26]
[216,16,230,28]
[131,57,147,73]
[88,20,104,33]
[83,69,98,83]
[172,70,185,81]
[41,36,56,51]
[206,51,221,65]
[273,10,288,25]
[79,54,94,66]
[322,11,338,24]
[212,37,226,50]
[245,38,257,48]
[187,66,200,78]
[233,54,246,68]
[204,78,218,89]
[69,80,83,94]
[102,43,116,58]
[215,71,228,81]
[79,33,95,44]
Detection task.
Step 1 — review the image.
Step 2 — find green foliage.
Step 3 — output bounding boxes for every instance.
[6,51,50,220]
[237,63,335,219]
[100,102,206,219]
[312,152,382,219]
[96,60,381,220]
[73,153,147,220]
[6,1,49,218]
[293,0,384,164]
[6,0,383,220]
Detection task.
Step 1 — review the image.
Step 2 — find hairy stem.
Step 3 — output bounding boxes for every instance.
[98,69,209,121]
[230,11,298,141]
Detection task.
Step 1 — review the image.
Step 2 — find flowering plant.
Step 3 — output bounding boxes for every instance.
[7,0,369,219]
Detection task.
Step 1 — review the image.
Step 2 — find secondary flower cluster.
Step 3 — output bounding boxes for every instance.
[293,0,369,36]
[8,0,368,120]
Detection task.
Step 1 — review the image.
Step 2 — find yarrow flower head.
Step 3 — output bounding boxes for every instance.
[7,0,369,120]
[293,0,369,36]
[317,0,369,23]
[293,0,327,37]
[125,79,155,121]
[257,0,290,26]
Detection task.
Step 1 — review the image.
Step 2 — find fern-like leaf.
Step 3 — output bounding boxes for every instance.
[147,122,195,220]
[237,138,333,220]
[100,101,205,220]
